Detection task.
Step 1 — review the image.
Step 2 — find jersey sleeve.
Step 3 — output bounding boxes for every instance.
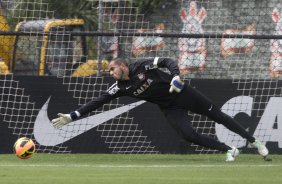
[140,57,180,76]
[76,82,122,117]
[155,57,180,76]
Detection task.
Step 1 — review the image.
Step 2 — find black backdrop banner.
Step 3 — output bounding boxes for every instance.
[0,76,281,154]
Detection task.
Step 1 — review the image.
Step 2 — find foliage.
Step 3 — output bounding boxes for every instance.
[132,0,163,14]
[47,0,98,31]
[2,0,98,31]
[3,0,168,30]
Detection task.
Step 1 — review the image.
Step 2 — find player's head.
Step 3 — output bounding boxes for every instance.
[108,58,129,81]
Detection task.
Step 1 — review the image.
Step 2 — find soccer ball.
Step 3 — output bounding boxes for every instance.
[14,137,36,159]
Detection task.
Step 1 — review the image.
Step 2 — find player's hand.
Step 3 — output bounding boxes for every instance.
[52,113,72,129]
[169,75,184,93]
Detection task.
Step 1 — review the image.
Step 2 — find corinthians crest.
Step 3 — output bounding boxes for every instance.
[137,73,145,80]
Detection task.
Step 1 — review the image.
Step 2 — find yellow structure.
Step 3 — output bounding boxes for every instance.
[0,9,13,74]
[72,59,109,77]
[0,17,108,76]
[0,61,10,74]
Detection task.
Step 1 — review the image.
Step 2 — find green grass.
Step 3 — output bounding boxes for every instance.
[0,154,281,184]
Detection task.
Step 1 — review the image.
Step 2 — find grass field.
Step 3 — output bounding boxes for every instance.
[0,154,281,184]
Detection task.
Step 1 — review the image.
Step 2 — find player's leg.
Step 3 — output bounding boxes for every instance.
[207,107,269,157]
[161,107,239,161]
[205,105,255,143]
[183,86,269,157]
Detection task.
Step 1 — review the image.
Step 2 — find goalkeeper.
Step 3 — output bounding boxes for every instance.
[52,57,269,161]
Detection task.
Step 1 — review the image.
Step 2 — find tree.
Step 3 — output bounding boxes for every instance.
[47,0,98,31]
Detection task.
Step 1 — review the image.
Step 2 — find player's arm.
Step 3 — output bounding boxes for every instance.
[76,92,117,117]
[154,57,180,77]
[152,57,184,93]
[52,83,122,129]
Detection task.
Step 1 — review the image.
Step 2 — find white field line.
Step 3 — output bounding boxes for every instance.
[0,164,280,168]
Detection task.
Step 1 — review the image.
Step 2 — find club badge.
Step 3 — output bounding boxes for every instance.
[137,73,145,81]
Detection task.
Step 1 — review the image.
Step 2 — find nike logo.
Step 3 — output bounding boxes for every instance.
[33,97,145,146]
[208,105,213,111]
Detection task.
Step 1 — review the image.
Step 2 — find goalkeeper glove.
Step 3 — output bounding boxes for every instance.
[51,111,80,129]
[169,75,184,93]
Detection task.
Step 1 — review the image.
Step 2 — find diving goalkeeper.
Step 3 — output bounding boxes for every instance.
[52,57,269,161]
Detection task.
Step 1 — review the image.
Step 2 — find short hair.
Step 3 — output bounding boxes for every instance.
[110,58,129,66]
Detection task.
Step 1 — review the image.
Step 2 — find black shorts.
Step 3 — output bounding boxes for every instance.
[167,84,220,117]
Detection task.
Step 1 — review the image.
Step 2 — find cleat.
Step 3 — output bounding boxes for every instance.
[226,147,240,162]
[250,140,269,157]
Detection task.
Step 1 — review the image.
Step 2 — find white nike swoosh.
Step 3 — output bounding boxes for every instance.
[33,97,145,146]
[208,105,213,111]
